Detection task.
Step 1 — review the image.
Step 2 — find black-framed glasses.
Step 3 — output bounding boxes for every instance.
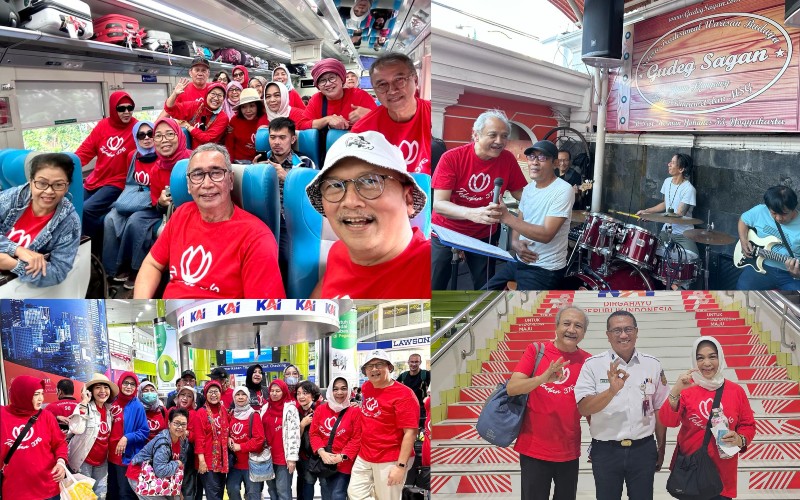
[373,74,414,94]
[116,105,135,112]
[207,92,225,100]
[608,327,637,336]
[526,154,551,162]
[321,174,398,203]
[33,179,69,192]
[154,132,177,142]
[316,75,339,88]
[136,130,154,140]
[364,362,388,370]
[187,168,230,185]
[121,380,138,387]
[171,421,188,428]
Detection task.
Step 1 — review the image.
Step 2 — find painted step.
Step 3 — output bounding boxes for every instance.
[495,334,763,351]
[488,343,770,362]
[502,326,753,342]
[510,318,746,331]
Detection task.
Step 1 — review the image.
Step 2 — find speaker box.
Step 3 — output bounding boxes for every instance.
[582,0,625,67]
[787,0,800,27]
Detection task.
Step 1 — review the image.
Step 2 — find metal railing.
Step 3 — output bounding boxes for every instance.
[431,292,511,363]
[760,291,799,351]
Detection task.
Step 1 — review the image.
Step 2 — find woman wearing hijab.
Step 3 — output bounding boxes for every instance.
[68,373,120,499]
[195,381,231,500]
[0,375,69,500]
[296,381,322,500]
[102,120,158,286]
[227,386,265,500]
[222,81,243,119]
[283,364,301,401]
[309,377,362,500]
[272,64,306,110]
[225,88,269,162]
[139,380,167,442]
[107,372,150,500]
[264,81,311,129]
[175,386,202,500]
[249,76,268,98]
[231,65,249,86]
[76,91,139,248]
[262,379,300,500]
[165,79,230,146]
[659,337,756,500]
[245,364,268,411]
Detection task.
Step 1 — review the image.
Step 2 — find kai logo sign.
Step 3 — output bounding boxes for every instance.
[190,308,206,323]
[217,302,240,316]
[257,299,282,311]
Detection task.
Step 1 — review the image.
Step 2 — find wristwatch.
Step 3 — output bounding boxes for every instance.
[341,454,349,461]
[396,461,406,468]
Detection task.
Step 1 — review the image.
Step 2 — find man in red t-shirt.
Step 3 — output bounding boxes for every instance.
[348,349,419,500]
[505,307,592,500]
[44,378,79,433]
[305,131,430,299]
[352,52,431,174]
[133,143,285,299]
[431,109,528,290]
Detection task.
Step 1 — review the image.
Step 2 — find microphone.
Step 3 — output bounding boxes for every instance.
[492,177,504,205]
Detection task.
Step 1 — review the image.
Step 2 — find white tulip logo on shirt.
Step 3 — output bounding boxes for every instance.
[149,419,160,431]
[11,424,35,442]
[400,140,419,166]
[698,398,725,420]
[323,416,336,432]
[8,229,31,249]
[180,245,212,285]
[250,133,256,148]
[135,170,150,185]
[364,397,379,412]
[110,405,123,418]
[232,422,244,435]
[106,136,124,151]
[99,421,110,434]
[550,367,571,385]
[468,173,490,193]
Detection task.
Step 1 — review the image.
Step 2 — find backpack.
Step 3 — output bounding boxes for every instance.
[213,47,244,65]
[475,342,545,447]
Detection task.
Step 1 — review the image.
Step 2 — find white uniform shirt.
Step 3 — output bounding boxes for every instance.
[574,349,669,441]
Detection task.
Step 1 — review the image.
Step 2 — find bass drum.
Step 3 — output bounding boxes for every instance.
[575,261,657,291]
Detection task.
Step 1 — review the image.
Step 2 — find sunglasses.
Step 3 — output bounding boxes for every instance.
[116,105,135,112]
[136,130,154,140]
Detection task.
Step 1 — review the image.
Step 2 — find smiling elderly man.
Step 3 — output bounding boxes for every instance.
[133,143,285,298]
[306,131,430,298]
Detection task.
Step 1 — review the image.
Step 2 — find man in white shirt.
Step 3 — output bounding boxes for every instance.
[574,310,669,500]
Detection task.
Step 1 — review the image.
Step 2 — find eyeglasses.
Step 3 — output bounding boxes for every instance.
[228,88,241,93]
[373,74,414,94]
[321,174,398,203]
[206,389,221,395]
[365,362,387,370]
[526,154,551,162]
[608,327,637,336]
[316,75,339,88]
[116,105,135,113]
[187,168,230,185]
[208,92,225,100]
[121,381,138,387]
[171,422,188,428]
[154,132,177,142]
[136,130,154,140]
[32,179,68,192]
[233,72,244,77]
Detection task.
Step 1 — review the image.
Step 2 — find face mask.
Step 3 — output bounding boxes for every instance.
[285,376,298,386]
[141,392,158,404]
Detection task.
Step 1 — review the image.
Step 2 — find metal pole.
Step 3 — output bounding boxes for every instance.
[591,69,609,212]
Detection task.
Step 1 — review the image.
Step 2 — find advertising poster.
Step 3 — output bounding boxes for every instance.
[331,308,359,391]
[607,0,800,132]
[0,299,110,403]
[154,317,180,393]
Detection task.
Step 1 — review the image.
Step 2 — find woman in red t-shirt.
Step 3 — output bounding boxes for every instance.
[225,88,269,162]
[262,379,300,500]
[138,380,167,442]
[174,386,201,500]
[309,377,362,500]
[164,80,230,147]
[264,82,311,130]
[272,64,305,110]
[194,381,231,500]
[0,376,69,500]
[659,336,756,500]
[226,386,265,499]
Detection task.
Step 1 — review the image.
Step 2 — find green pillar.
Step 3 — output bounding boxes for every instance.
[289,343,309,380]
[331,308,359,391]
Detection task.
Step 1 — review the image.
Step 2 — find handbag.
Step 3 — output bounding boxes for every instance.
[475,343,545,447]
[59,470,97,500]
[135,443,184,497]
[0,410,42,500]
[249,448,274,482]
[666,384,725,500]
[112,184,151,216]
[307,407,348,479]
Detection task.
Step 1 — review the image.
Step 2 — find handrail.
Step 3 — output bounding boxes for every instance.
[761,291,799,351]
[431,292,508,363]
[520,291,530,304]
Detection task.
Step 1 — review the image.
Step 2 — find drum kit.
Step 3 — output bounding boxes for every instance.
[566,210,735,290]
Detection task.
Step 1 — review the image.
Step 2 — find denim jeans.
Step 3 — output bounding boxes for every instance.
[79,461,109,500]
[108,461,136,500]
[102,207,160,275]
[295,459,317,500]
[319,471,350,500]
[736,265,800,290]
[226,467,261,500]
[84,186,122,253]
[265,464,292,500]
[200,471,226,500]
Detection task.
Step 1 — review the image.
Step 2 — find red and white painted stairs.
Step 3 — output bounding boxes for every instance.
[431,291,800,499]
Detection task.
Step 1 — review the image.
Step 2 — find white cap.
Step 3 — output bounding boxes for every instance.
[361,348,394,375]
[305,131,426,218]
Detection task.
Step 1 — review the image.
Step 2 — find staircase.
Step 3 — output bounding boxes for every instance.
[431,291,800,499]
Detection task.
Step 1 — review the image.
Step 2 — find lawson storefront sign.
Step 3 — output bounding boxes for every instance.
[608,0,800,132]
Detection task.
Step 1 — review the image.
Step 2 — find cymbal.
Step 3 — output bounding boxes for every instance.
[640,212,703,225]
[571,210,589,223]
[683,229,736,245]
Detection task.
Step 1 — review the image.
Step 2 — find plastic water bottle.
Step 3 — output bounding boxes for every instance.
[710,408,733,459]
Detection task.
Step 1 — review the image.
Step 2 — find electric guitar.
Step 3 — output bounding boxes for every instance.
[578,180,594,192]
[733,229,795,274]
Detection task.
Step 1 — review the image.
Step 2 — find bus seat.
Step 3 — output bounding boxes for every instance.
[2,151,84,217]
[168,159,280,241]
[0,149,30,190]
[282,169,431,298]
[325,129,347,152]
[181,127,192,150]
[254,128,322,168]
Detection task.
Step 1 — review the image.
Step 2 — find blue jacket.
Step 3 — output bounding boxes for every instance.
[0,184,80,286]
[120,397,151,465]
[130,428,188,478]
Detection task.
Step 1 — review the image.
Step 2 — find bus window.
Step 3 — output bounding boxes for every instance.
[124,82,169,123]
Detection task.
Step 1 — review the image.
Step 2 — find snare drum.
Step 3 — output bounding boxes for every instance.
[616,224,658,269]
[654,254,699,286]
[575,261,655,291]
[578,213,622,252]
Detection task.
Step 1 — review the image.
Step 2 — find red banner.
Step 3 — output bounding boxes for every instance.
[607,0,800,132]
[3,361,87,404]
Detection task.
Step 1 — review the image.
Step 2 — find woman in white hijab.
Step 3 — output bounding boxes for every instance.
[263,81,311,130]
[272,64,306,110]
[658,336,756,500]
[309,377,362,500]
[226,385,265,500]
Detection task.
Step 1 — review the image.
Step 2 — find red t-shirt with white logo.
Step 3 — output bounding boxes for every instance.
[352,98,431,174]
[228,412,264,470]
[431,144,528,239]
[512,341,591,461]
[176,83,209,105]
[309,402,362,474]
[321,227,431,299]
[108,403,126,465]
[85,404,111,466]
[225,114,269,162]
[304,87,377,121]
[145,408,166,442]
[194,405,230,470]
[132,157,152,188]
[7,206,54,249]
[150,203,285,299]
[358,380,419,463]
